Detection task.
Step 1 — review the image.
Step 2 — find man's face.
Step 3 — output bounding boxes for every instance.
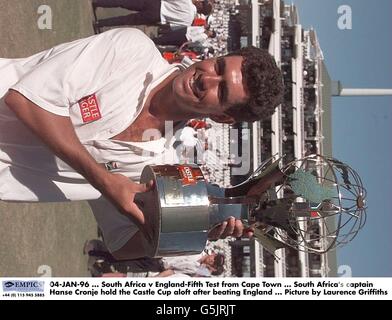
[203,253,217,269]
[193,0,212,13]
[172,56,248,122]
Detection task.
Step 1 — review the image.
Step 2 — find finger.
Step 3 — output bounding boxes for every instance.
[245,230,254,238]
[232,219,244,238]
[220,217,235,239]
[208,221,227,240]
[244,226,254,238]
[134,180,155,193]
[146,179,155,190]
[127,203,154,244]
[126,202,145,225]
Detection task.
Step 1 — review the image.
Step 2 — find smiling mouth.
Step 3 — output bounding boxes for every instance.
[189,71,197,98]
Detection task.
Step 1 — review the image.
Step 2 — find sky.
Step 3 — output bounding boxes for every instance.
[291,0,392,276]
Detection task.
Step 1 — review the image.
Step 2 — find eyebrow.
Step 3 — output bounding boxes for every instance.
[216,58,228,104]
[217,57,225,74]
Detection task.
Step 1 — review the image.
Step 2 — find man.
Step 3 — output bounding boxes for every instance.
[93,0,214,30]
[93,253,225,277]
[85,239,224,277]
[159,251,225,277]
[2,28,283,260]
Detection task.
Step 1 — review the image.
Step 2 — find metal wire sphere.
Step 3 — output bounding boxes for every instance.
[273,154,367,253]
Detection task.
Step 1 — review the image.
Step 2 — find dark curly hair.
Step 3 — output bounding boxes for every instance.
[211,253,225,276]
[194,0,214,15]
[225,46,284,122]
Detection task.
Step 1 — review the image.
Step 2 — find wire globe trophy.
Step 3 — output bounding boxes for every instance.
[136,154,366,257]
[250,154,367,254]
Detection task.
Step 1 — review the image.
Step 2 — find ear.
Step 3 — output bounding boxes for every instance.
[209,114,236,124]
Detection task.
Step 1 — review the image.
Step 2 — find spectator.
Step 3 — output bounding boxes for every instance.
[85,239,225,277]
[153,26,216,47]
[93,0,214,30]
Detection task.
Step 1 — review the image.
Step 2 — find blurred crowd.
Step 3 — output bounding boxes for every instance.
[93,0,239,62]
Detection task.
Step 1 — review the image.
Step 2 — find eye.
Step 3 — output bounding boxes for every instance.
[214,60,220,75]
[218,82,226,104]
[215,58,224,75]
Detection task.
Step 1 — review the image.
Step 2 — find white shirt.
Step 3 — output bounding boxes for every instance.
[162,252,211,276]
[0,28,187,252]
[160,0,197,28]
[185,26,208,44]
[179,126,198,147]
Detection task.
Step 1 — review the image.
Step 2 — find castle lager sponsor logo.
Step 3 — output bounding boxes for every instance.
[178,165,197,185]
[78,94,102,123]
[2,280,44,293]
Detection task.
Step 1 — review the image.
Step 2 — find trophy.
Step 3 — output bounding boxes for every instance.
[136,154,367,257]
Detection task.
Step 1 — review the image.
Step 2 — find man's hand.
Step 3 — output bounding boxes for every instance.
[207,217,254,240]
[100,174,154,226]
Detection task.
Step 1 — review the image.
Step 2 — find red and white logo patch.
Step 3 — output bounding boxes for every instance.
[78,94,102,123]
[178,165,197,185]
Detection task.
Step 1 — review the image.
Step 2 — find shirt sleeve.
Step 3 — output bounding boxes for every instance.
[11,28,153,117]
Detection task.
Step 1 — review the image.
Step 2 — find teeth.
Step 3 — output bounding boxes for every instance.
[190,72,196,97]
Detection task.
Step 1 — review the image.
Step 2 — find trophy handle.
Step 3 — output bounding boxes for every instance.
[225,158,285,198]
[206,159,286,228]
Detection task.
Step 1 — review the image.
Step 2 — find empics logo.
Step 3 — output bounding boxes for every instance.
[2,280,44,293]
[4,281,14,288]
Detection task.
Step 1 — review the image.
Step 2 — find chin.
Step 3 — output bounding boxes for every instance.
[172,73,190,105]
